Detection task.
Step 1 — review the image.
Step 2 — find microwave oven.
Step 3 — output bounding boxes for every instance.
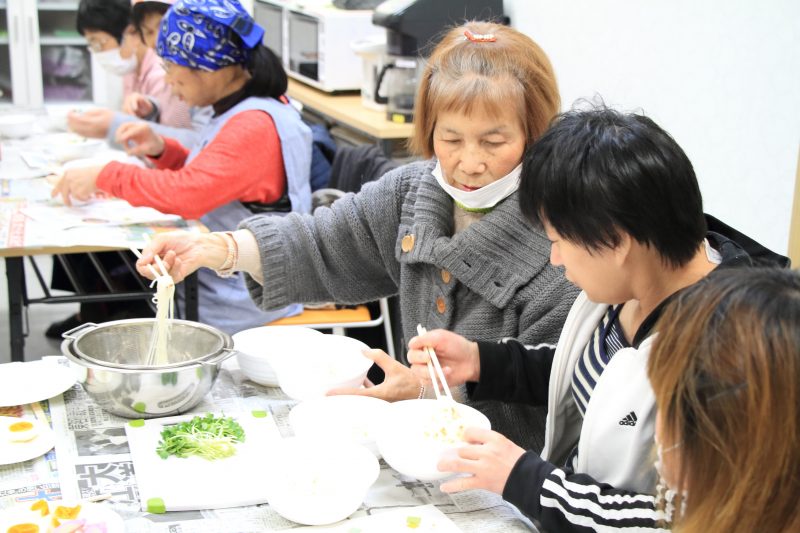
[254,0,384,93]
[253,0,286,61]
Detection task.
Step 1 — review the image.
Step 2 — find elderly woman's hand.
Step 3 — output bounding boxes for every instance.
[407,329,481,387]
[50,166,104,206]
[137,231,230,283]
[437,427,526,495]
[116,121,165,158]
[66,108,113,138]
[327,349,423,402]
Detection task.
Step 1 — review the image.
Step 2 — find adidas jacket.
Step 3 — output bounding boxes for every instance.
[467,215,790,532]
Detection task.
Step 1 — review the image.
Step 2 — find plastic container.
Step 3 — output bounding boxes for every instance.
[351,36,387,112]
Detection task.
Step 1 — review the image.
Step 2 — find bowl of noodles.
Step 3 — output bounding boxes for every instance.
[375,399,491,481]
[60,318,235,419]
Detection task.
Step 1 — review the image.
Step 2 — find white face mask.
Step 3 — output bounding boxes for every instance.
[432,161,522,211]
[93,48,137,76]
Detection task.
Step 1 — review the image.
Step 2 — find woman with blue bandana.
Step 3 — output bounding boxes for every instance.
[52,0,312,335]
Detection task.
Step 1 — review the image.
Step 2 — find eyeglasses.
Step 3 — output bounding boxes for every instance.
[86,37,110,53]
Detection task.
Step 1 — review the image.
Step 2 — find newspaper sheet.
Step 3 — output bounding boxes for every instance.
[0,180,203,250]
[1,357,537,532]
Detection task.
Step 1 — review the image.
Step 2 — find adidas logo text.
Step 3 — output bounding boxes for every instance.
[619,411,638,426]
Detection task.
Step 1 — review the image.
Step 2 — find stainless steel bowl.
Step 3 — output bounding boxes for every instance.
[61,319,236,419]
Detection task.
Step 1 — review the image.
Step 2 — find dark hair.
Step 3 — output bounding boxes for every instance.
[242,44,287,100]
[131,2,170,38]
[76,0,131,44]
[520,107,706,268]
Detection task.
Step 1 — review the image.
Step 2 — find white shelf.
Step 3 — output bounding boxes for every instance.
[37,2,78,11]
[39,36,85,46]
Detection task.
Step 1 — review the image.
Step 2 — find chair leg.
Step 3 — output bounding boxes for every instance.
[379,297,396,359]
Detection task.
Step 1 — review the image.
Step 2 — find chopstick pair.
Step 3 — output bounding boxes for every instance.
[129,235,170,280]
[416,324,453,401]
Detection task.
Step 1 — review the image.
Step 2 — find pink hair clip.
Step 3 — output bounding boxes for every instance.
[464,29,497,43]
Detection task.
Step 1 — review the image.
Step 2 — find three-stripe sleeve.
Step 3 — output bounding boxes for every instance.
[504,451,669,532]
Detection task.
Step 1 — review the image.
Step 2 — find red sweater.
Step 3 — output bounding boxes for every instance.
[96,110,286,220]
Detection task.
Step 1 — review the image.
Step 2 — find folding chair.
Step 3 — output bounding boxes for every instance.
[267,296,395,359]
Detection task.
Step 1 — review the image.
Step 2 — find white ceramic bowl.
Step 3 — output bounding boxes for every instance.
[0,114,37,138]
[263,437,378,525]
[40,133,106,163]
[376,399,491,481]
[233,326,323,387]
[273,334,372,401]
[52,139,106,163]
[289,395,389,457]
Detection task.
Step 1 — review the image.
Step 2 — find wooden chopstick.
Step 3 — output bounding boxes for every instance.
[128,247,161,280]
[416,324,454,401]
[142,233,171,278]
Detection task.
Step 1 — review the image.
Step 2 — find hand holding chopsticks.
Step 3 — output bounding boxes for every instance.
[129,246,158,278]
[130,233,171,279]
[416,324,453,401]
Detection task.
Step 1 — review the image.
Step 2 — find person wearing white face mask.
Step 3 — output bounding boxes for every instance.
[70,0,191,140]
[92,35,138,76]
[134,21,580,451]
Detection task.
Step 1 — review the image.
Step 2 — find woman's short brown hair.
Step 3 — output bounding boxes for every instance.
[648,267,800,532]
[409,21,560,158]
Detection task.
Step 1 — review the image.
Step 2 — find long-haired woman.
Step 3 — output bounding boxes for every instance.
[650,267,800,532]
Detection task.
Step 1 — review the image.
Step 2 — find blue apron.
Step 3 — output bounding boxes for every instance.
[178,96,312,334]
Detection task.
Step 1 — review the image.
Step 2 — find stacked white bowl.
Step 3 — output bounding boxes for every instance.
[233,326,323,387]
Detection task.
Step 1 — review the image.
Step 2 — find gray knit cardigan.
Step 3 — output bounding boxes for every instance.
[240,160,579,449]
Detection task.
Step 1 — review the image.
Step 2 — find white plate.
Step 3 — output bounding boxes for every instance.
[0,416,55,465]
[0,500,124,533]
[125,411,283,512]
[0,361,77,407]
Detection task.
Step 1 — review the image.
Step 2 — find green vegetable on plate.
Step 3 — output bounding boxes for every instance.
[156,413,246,460]
[406,515,422,528]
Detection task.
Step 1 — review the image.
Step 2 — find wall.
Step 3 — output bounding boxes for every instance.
[789,150,800,265]
[505,0,800,254]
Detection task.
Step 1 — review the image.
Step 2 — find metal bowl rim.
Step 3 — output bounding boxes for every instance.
[61,338,228,374]
[63,318,233,370]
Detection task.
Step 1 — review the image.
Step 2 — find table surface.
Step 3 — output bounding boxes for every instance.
[0,357,536,533]
[287,79,414,140]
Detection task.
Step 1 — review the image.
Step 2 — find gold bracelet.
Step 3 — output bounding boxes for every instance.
[214,232,239,278]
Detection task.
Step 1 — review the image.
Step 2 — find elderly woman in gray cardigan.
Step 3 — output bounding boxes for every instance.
[136,22,579,449]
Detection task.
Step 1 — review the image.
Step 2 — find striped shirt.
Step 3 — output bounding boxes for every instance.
[571,304,629,417]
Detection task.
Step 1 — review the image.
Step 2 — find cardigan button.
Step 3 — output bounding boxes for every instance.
[436,296,446,314]
[441,269,451,284]
[401,234,415,252]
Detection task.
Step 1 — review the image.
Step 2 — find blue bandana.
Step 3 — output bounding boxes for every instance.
[157,0,265,71]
